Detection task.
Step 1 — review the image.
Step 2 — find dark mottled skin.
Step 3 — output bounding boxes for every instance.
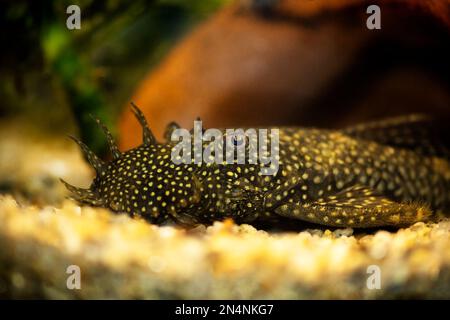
[62,105,450,228]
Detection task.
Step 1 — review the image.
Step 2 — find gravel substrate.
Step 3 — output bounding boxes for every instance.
[0,195,448,299]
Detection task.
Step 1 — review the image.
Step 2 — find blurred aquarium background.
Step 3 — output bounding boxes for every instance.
[0,0,227,154]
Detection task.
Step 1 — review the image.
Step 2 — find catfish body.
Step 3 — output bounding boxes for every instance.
[63,106,450,228]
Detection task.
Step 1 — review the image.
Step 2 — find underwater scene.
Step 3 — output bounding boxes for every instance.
[0,0,449,302]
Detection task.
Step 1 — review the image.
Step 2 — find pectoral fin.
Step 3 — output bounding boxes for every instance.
[275,185,432,228]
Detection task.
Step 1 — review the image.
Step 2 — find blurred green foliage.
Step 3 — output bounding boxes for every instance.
[0,0,228,155]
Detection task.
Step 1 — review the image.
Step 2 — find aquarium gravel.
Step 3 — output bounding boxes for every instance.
[0,195,448,299]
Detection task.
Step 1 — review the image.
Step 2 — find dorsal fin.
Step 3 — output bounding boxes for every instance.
[342,114,450,158]
[68,135,105,175]
[90,115,121,159]
[130,102,156,146]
